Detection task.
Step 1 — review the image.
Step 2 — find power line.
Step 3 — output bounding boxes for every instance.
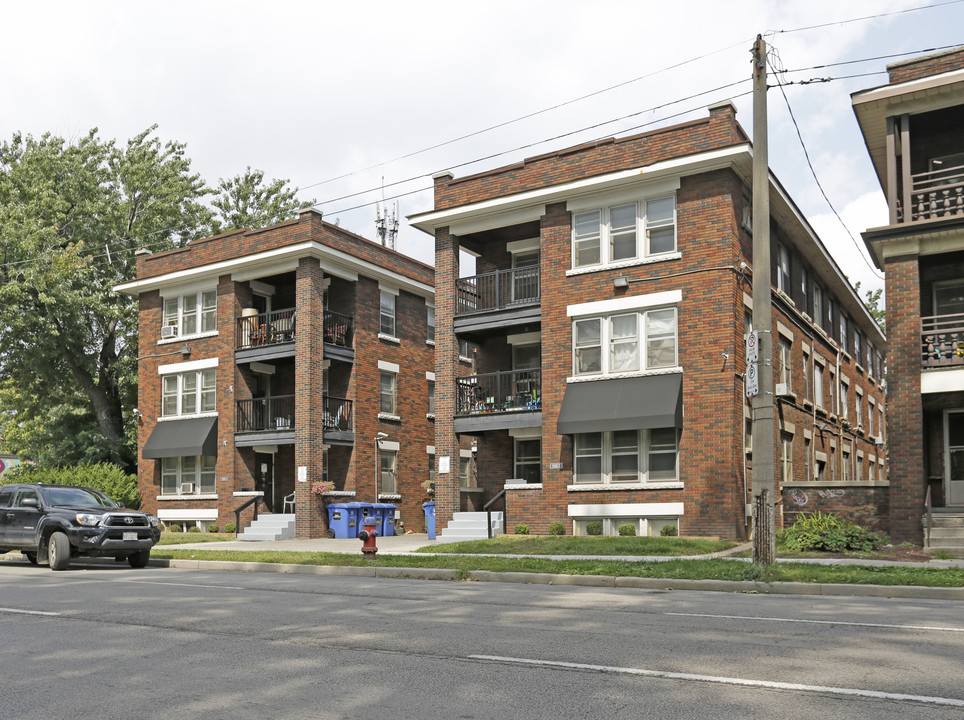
[769,0,964,35]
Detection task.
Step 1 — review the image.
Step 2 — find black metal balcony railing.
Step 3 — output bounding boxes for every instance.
[910,163,964,222]
[323,309,354,348]
[922,312,964,368]
[457,266,540,316]
[323,396,353,431]
[237,308,297,350]
[456,370,542,416]
[236,395,295,432]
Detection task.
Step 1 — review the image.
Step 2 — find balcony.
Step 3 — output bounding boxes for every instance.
[236,395,295,447]
[922,313,964,368]
[236,308,355,363]
[457,266,540,316]
[323,395,354,446]
[455,370,542,433]
[323,310,354,348]
[238,308,297,350]
[908,163,964,222]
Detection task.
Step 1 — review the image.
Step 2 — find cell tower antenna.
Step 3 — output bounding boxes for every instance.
[375,179,398,250]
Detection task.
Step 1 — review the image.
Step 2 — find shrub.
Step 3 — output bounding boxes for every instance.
[660,525,678,537]
[514,524,529,535]
[547,521,566,536]
[618,523,636,536]
[2,462,140,508]
[780,512,884,553]
[167,523,183,533]
[586,521,603,536]
[187,525,200,533]
[208,525,220,533]
[224,523,236,534]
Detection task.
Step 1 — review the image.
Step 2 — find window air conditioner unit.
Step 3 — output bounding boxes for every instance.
[180,482,195,494]
[873,436,884,446]
[161,325,178,339]
[775,383,791,396]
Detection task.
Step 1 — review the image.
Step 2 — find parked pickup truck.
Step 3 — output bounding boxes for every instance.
[0,483,160,570]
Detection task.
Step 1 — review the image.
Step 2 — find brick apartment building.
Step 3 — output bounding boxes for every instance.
[116,209,436,537]
[853,47,964,543]
[412,102,887,540]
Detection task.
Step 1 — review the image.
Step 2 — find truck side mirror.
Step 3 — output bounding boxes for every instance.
[21,498,39,508]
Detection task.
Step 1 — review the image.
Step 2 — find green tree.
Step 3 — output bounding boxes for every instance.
[0,127,211,471]
[854,281,885,331]
[208,166,314,235]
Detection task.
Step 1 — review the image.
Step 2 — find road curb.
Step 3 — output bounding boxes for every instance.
[150,557,964,599]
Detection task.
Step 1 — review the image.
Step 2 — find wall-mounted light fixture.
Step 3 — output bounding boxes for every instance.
[613,276,629,289]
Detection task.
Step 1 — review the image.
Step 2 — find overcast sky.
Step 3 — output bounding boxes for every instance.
[4,0,964,301]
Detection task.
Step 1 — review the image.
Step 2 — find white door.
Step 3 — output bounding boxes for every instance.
[945,410,964,506]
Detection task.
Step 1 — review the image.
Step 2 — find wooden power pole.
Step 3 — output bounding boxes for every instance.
[750,34,776,565]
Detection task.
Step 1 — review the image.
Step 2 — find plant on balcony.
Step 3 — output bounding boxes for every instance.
[310,480,335,496]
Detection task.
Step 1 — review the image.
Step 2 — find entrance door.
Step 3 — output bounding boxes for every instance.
[256,453,275,512]
[945,410,964,506]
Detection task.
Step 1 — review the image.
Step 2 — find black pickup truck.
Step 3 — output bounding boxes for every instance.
[0,483,161,570]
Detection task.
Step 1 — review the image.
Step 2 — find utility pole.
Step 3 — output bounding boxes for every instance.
[750,34,776,565]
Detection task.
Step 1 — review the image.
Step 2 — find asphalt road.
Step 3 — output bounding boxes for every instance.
[2,560,963,719]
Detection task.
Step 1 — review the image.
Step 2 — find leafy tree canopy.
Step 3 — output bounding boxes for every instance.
[854,281,885,331]
[208,166,315,235]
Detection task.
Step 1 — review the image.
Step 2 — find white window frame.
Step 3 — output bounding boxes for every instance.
[573,306,677,377]
[160,456,216,495]
[162,289,217,339]
[379,448,398,494]
[379,290,397,338]
[777,244,791,294]
[426,305,435,343]
[780,434,794,483]
[778,336,793,391]
[813,359,825,409]
[161,368,216,417]
[571,195,676,270]
[573,429,678,485]
[379,370,397,416]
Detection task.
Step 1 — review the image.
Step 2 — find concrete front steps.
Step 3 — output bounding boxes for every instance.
[238,513,296,542]
[435,511,504,544]
[925,512,964,558]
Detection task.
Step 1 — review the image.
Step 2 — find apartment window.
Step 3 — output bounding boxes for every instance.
[514,439,541,484]
[427,380,435,416]
[867,399,876,436]
[868,459,877,482]
[866,343,875,378]
[855,454,864,483]
[855,389,864,428]
[840,381,849,420]
[426,306,435,343]
[828,369,836,413]
[801,350,811,402]
[573,307,677,376]
[777,244,791,293]
[840,314,849,353]
[854,331,862,366]
[380,449,397,494]
[813,286,823,328]
[573,429,678,485]
[842,447,852,482]
[878,407,885,439]
[826,296,835,337]
[572,195,676,269]
[801,268,809,314]
[162,290,216,338]
[804,437,812,481]
[813,362,825,409]
[379,371,396,414]
[161,369,216,417]
[379,291,396,337]
[161,456,216,495]
[778,337,792,391]
[780,434,794,483]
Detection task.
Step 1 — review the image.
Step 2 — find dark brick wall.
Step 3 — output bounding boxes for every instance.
[888,47,964,84]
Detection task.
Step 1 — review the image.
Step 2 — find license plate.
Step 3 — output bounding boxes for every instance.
[123,532,138,541]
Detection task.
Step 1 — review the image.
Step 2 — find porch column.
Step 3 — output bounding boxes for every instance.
[435,223,461,531]
[885,252,924,542]
[294,256,328,538]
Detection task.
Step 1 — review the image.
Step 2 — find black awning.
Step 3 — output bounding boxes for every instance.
[557,374,682,434]
[142,417,219,459]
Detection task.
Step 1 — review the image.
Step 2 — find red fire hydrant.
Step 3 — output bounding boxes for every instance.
[358,516,379,558]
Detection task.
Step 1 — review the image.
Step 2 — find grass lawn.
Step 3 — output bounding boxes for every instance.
[149,545,964,588]
[415,535,737,556]
[157,532,242,545]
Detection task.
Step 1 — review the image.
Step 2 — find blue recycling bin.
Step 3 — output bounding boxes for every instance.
[326,503,353,539]
[422,501,436,540]
[373,503,397,537]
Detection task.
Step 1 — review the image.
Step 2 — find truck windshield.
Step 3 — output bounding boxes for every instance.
[42,487,119,509]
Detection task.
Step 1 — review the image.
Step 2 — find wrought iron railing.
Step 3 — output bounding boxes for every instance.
[237,307,297,349]
[324,309,354,348]
[456,266,540,316]
[236,395,295,432]
[456,369,541,415]
[323,395,353,431]
[910,163,964,221]
[921,312,964,368]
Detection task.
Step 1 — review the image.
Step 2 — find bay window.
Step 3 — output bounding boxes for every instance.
[573,429,678,484]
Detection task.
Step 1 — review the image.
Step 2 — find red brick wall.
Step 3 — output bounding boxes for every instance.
[888,47,964,84]
[783,484,890,534]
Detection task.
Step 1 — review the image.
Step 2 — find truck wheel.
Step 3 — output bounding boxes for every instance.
[128,550,151,568]
[24,552,38,565]
[48,532,71,571]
